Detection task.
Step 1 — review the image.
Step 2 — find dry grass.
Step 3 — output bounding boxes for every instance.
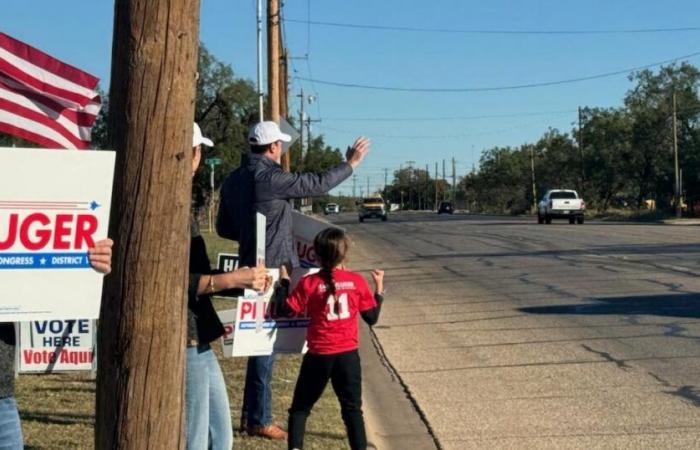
[16,230,347,449]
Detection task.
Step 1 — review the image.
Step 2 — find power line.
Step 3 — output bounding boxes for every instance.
[318,118,562,140]
[294,50,700,93]
[322,109,577,122]
[286,18,700,36]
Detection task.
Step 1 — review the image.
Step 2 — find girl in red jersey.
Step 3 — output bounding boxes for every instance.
[277,227,384,450]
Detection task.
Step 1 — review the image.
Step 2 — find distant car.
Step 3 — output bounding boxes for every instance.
[358,196,387,222]
[537,189,585,224]
[438,201,454,214]
[324,203,340,215]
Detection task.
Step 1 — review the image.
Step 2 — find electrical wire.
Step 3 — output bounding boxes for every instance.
[286,18,700,36]
[294,50,700,93]
[322,109,578,122]
[318,118,558,140]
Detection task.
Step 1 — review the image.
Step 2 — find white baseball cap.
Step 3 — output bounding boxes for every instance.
[248,121,292,146]
[193,122,214,147]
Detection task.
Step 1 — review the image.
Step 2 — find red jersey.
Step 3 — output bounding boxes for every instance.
[286,269,377,355]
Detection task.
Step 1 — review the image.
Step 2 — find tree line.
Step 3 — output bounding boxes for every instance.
[380,63,700,216]
[459,63,700,215]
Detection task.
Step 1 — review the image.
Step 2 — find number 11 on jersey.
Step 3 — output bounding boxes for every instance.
[326,294,350,321]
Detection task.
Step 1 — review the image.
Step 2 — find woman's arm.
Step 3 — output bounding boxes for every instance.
[195,266,268,296]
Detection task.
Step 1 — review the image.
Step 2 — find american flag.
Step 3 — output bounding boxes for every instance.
[0,32,101,149]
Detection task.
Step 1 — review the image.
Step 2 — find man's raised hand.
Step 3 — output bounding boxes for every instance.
[346,137,371,169]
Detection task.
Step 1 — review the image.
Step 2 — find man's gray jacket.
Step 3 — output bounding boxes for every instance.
[217,153,352,268]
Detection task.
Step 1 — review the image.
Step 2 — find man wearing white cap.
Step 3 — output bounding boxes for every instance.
[217,121,369,440]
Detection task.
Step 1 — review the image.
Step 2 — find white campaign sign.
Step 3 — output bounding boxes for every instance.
[292,211,336,268]
[217,309,236,358]
[229,212,336,357]
[0,147,115,321]
[17,319,96,373]
[232,269,310,357]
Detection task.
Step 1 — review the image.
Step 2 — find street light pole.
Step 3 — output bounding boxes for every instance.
[673,92,681,218]
[256,0,264,120]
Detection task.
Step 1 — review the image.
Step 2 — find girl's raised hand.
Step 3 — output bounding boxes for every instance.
[371,269,384,293]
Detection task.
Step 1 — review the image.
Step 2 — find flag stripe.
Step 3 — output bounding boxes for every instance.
[0,57,93,108]
[0,110,80,148]
[0,33,101,149]
[0,33,99,90]
[0,81,95,134]
[0,120,66,149]
[0,74,99,123]
[0,98,89,148]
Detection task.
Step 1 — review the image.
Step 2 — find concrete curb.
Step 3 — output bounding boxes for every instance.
[360,324,439,450]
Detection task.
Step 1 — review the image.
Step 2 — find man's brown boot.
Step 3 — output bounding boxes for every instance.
[246,424,288,440]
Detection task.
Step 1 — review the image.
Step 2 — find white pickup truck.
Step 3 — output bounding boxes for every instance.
[537,189,586,224]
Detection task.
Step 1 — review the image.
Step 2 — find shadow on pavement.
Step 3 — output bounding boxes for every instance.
[519,293,700,319]
[415,243,700,261]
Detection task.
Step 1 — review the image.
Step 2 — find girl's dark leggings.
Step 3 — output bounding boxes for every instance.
[288,349,366,450]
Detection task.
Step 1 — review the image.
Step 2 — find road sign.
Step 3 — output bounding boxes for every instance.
[280,117,300,154]
[205,157,222,166]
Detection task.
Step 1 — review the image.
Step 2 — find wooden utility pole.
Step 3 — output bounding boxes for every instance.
[425,163,429,211]
[434,162,438,210]
[530,145,537,214]
[96,1,200,448]
[673,92,681,218]
[279,47,290,171]
[298,89,305,170]
[451,157,456,203]
[267,0,280,123]
[442,159,446,201]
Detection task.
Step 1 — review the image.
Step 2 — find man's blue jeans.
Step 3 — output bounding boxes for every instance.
[186,345,233,450]
[241,354,276,427]
[0,397,22,450]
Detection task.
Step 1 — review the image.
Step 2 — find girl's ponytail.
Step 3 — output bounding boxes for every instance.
[313,228,349,312]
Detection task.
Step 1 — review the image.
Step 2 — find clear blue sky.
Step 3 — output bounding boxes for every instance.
[3,0,700,195]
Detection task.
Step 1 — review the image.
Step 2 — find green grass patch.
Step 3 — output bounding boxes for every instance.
[17,230,347,449]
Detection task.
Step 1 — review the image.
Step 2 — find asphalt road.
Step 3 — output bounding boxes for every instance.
[329,212,700,449]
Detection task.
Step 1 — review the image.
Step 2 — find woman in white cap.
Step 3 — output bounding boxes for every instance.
[185,123,268,450]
